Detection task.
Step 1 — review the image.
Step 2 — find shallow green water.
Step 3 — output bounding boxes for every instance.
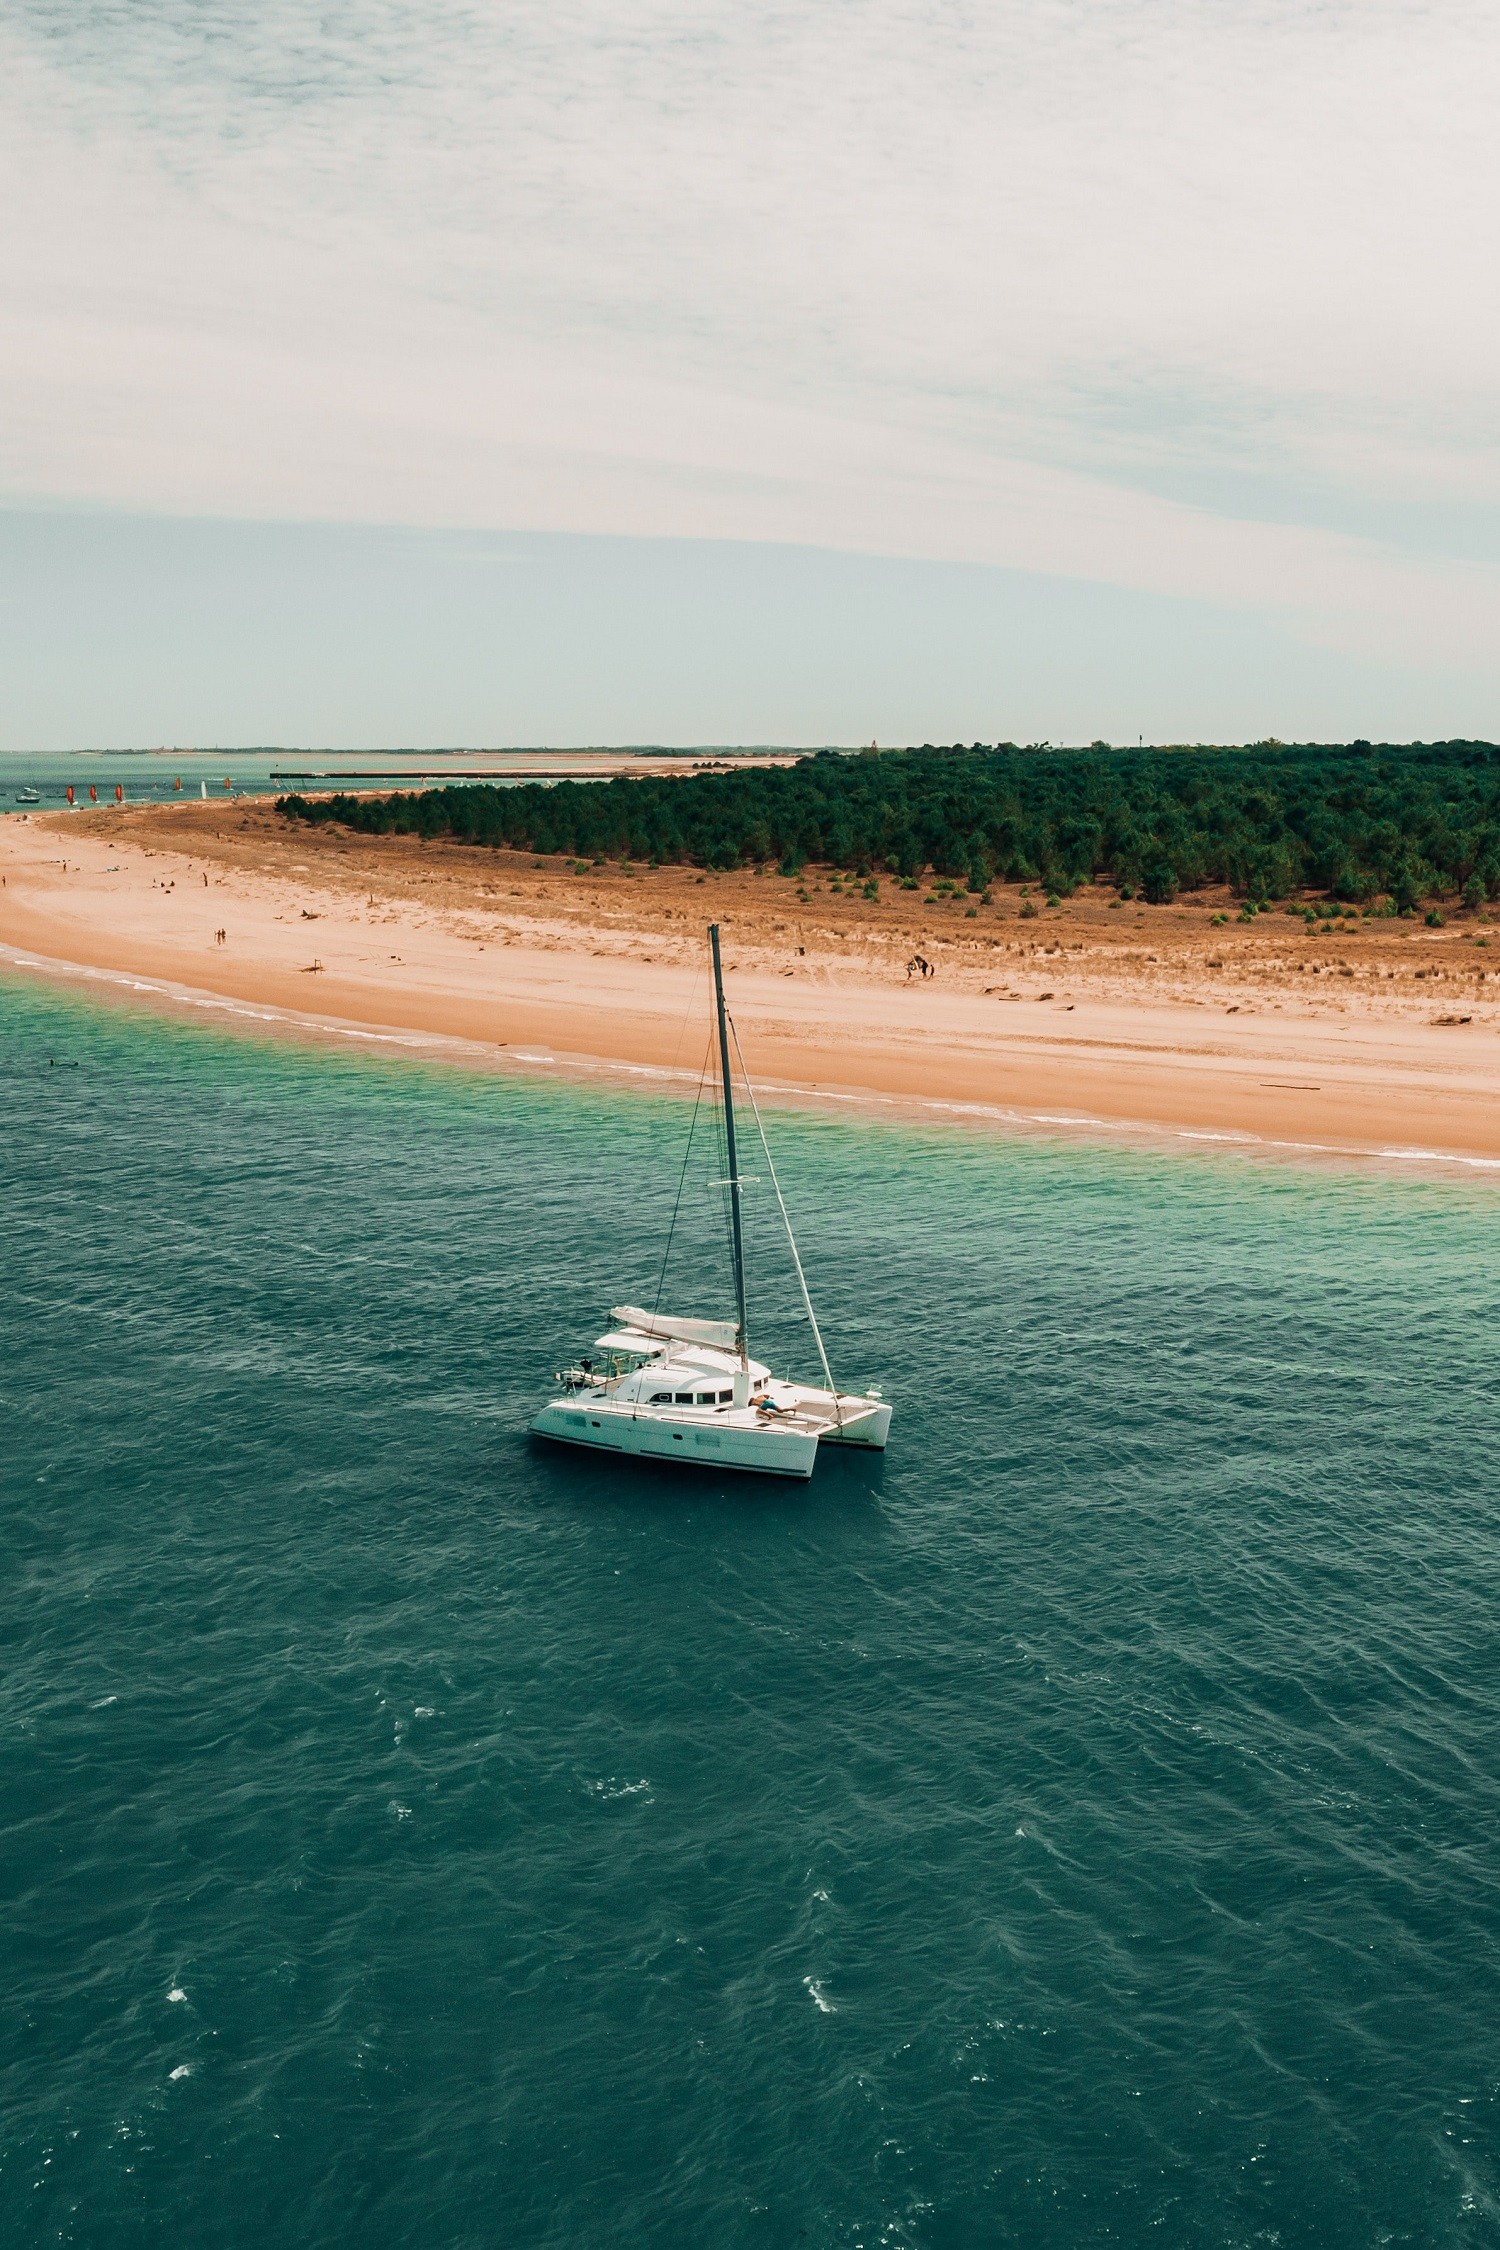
[4,976,1499,2247]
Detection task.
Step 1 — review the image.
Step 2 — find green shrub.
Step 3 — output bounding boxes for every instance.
[279,741,1500,901]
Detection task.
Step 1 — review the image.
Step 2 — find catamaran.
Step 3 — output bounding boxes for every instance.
[529,925,892,1481]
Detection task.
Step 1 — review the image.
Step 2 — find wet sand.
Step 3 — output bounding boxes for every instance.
[4,800,1500,1164]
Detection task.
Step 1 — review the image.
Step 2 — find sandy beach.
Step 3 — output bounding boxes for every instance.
[4,799,1500,1164]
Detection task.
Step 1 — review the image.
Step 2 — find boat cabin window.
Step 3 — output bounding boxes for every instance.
[650,1392,673,1405]
[674,1392,693,1405]
[718,1390,732,1403]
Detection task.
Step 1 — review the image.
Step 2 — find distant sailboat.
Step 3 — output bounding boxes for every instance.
[530,925,892,1481]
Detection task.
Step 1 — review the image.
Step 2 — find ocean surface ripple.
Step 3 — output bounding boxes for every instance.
[3,980,1498,2248]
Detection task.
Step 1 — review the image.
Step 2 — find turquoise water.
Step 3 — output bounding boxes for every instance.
[0,748,337,808]
[0,749,707,811]
[4,976,1499,2248]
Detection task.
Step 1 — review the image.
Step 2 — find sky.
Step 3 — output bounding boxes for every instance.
[2,0,1497,747]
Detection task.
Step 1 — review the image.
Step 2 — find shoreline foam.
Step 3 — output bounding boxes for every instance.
[6,935,1499,1180]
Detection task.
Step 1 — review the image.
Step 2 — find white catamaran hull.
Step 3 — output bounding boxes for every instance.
[812,1398,893,1449]
[530,1399,820,1479]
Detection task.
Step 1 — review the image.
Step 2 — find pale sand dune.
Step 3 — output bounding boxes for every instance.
[4,801,1500,1165]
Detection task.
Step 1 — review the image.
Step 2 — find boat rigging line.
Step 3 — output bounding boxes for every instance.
[647,1027,716,1382]
[727,1013,842,1427]
[710,924,749,1368]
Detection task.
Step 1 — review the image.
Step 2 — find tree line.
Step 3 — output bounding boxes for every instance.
[278,740,1500,905]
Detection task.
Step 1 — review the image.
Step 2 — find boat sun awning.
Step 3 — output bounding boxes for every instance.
[611,1305,739,1352]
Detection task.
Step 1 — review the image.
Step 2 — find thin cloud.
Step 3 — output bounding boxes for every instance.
[3,0,1497,665]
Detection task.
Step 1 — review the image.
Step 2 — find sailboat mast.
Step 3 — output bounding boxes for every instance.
[709,924,749,1365]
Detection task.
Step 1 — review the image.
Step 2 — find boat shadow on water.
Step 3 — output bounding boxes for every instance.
[523,1426,888,1513]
